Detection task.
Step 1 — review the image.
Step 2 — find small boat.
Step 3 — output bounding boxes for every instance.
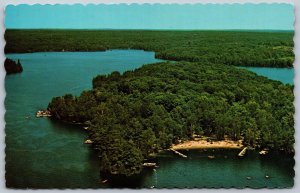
[101,179,108,184]
[259,150,268,155]
[36,110,52,118]
[208,155,215,159]
[84,139,93,144]
[143,163,157,168]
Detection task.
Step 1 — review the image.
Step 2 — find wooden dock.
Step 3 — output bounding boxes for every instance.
[143,163,157,168]
[238,147,247,157]
[170,149,188,158]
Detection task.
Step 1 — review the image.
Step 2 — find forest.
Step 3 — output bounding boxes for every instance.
[4,58,23,75]
[5,29,294,177]
[48,61,294,176]
[5,30,294,67]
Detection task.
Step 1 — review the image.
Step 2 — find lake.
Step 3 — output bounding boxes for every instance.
[5,50,294,188]
[241,67,294,85]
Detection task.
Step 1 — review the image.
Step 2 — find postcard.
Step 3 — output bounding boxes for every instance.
[3,1,295,189]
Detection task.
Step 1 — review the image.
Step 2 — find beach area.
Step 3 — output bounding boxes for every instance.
[171,137,243,150]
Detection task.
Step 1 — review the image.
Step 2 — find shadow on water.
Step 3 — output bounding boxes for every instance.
[141,149,295,188]
[101,171,153,189]
[48,118,87,134]
[259,151,295,178]
[45,118,153,189]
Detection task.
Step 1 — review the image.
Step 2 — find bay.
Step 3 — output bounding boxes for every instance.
[241,67,294,84]
[5,50,162,188]
[5,50,294,188]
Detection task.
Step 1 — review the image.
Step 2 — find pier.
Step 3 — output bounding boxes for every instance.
[238,147,247,157]
[170,149,188,158]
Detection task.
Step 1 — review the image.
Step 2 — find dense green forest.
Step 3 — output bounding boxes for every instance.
[48,62,294,176]
[6,30,294,176]
[5,30,294,67]
[4,58,23,75]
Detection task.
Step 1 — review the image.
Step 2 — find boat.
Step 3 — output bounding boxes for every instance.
[84,139,93,144]
[259,149,268,155]
[208,155,215,159]
[36,110,52,117]
[143,162,157,168]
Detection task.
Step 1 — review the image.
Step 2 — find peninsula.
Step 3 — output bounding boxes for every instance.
[5,29,294,178]
[47,61,294,176]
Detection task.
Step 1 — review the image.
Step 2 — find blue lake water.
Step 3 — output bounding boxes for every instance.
[241,67,294,85]
[5,50,294,188]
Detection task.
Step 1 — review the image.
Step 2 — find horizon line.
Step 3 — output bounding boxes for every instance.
[5,28,294,32]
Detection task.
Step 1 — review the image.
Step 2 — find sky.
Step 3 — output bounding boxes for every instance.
[5,3,294,30]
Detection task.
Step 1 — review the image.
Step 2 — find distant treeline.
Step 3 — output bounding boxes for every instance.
[8,29,294,177]
[5,30,294,68]
[4,58,23,75]
[48,62,294,176]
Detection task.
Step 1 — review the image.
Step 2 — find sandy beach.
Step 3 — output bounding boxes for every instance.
[172,138,243,150]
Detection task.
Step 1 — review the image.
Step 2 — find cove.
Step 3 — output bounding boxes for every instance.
[240,67,294,85]
[5,50,294,188]
[5,50,162,188]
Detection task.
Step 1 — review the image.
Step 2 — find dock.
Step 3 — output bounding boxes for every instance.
[238,147,247,157]
[142,163,157,168]
[170,149,188,158]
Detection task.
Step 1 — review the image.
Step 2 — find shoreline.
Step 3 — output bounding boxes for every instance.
[171,138,243,150]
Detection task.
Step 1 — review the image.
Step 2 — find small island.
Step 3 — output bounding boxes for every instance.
[4,58,23,75]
